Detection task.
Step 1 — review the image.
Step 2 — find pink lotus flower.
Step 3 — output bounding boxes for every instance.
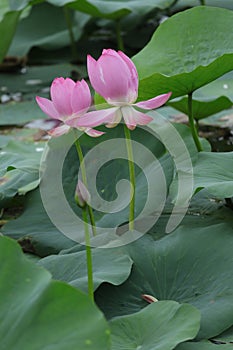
[36,77,104,137]
[76,49,172,130]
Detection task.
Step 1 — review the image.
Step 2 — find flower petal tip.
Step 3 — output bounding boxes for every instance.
[141,294,158,303]
[85,128,105,138]
[48,124,71,137]
[135,92,172,110]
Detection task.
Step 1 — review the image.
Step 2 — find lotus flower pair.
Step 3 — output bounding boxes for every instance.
[36,49,171,136]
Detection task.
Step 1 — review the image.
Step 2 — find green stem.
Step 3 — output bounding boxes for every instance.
[187,93,203,152]
[82,208,94,302]
[63,6,78,61]
[200,0,206,5]
[116,20,124,51]
[75,138,97,236]
[124,125,135,230]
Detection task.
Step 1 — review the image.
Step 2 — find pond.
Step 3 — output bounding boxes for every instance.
[0,1,233,349]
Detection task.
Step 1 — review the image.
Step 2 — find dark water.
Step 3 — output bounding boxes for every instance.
[199,125,233,152]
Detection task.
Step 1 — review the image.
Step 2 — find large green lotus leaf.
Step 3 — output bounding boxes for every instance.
[176,340,233,350]
[0,236,110,350]
[133,7,233,100]
[0,10,21,62]
[110,301,200,350]
[173,0,233,11]
[8,2,88,57]
[48,0,174,19]
[95,222,233,339]
[194,152,233,198]
[38,247,133,292]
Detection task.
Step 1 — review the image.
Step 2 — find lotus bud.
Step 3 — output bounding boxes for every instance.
[141,294,158,303]
[74,179,90,208]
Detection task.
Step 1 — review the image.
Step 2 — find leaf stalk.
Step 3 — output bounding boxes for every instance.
[187,93,203,152]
